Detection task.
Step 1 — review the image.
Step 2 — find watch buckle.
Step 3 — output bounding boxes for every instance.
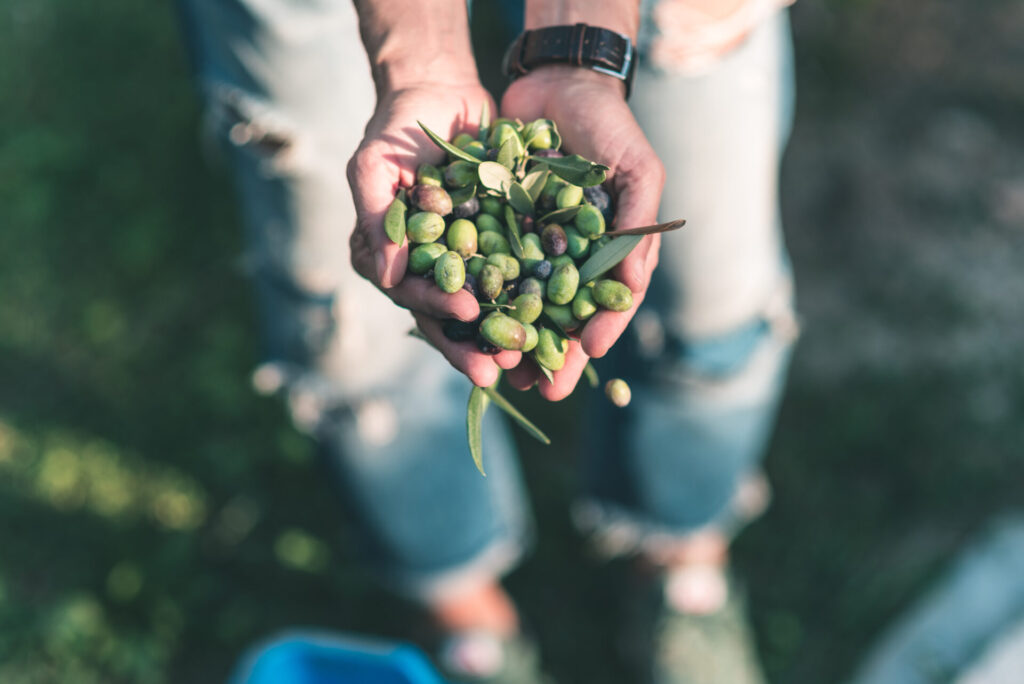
[502,33,529,77]
[590,32,633,81]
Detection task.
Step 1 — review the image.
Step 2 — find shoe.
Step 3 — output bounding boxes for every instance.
[623,566,767,684]
[436,629,556,684]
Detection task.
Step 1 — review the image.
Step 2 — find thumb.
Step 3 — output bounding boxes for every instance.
[347,142,408,289]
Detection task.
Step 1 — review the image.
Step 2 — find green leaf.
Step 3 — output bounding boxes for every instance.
[418,121,482,165]
[479,302,515,311]
[448,184,477,206]
[578,235,643,284]
[482,386,551,445]
[507,182,535,217]
[603,219,686,237]
[503,205,525,259]
[537,311,570,339]
[522,166,550,203]
[467,387,488,476]
[583,362,599,388]
[497,134,523,170]
[478,101,490,143]
[530,154,608,187]
[538,205,582,225]
[535,362,555,384]
[478,161,514,194]
[383,189,407,245]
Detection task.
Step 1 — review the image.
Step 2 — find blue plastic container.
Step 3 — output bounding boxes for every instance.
[229,631,448,684]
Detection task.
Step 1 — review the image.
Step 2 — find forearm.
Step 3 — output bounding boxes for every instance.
[524,0,639,40]
[353,0,478,94]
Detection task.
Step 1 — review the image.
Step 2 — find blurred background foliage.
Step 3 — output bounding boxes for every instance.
[1,1,1023,683]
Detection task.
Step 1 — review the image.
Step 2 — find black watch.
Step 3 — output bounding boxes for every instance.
[502,23,637,99]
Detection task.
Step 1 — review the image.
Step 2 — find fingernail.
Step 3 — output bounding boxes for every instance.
[375,253,388,284]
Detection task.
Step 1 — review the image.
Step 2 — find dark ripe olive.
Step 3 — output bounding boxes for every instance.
[533,260,553,280]
[443,318,478,343]
[452,195,480,219]
[476,335,501,355]
[541,224,568,257]
[409,184,453,216]
[583,184,614,224]
[462,272,478,298]
[520,215,536,234]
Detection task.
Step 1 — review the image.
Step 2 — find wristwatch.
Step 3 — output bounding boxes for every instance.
[502,23,637,99]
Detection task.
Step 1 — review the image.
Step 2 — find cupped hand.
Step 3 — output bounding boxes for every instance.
[347,84,518,387]
[501,67,666,400]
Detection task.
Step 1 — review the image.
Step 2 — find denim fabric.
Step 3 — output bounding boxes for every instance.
[573,11,798,557]
[176,0,796,599]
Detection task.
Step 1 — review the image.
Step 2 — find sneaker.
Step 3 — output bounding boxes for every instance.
[623,566,767,684]
[436,630,556,684]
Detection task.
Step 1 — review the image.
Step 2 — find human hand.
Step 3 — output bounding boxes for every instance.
[347,85,522,387]
[501,67,666,400]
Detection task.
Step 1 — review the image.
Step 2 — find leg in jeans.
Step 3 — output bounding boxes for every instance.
[578,8,798,575]
[175,0,532,608]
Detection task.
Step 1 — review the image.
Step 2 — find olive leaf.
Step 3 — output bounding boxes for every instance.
[418,121,482,165]
[603,219,687,237]
[467,386,488,476]
[538,311,570,339]
[478,101,490,143]
[478,161,514,194]
[383,189,407,245]
[578,234,643,284]
[522,119,562,151]
[448,184,477,206]
[482,386,551,445]
[479,302,515,311]
[531,154,608,187]
[536,362,555,384]
[507,182,535,217]
[503,205,526,259]
[538,205,582,225]
[497,134,523,170]
[522,166,550,203]
[583,362,599,388]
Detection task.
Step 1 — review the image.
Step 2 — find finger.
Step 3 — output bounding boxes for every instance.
[611,157,665,291]
[537,340,589,402]
[506,359,539,390]
[494,349,523,370]
[412,313,500,387]
[582,230,659,358]
[614,233,660,293]
[387,276,480,322]
[347,142,409,289]
[580,287,648,359]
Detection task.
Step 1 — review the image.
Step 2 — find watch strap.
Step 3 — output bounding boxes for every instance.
[503,24,636,98]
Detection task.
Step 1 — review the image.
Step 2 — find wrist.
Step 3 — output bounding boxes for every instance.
[516,64,628,99]
[373,56,480,95]
[355,0,480,94]
[524,1,638,40]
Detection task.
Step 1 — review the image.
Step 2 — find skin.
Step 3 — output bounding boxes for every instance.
[502,66,664,399]
[347,1,519,388]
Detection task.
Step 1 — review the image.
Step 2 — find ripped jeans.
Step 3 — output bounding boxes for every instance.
[176,1,797,603]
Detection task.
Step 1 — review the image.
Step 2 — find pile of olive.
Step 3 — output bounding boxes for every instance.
[384,117,635,374]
